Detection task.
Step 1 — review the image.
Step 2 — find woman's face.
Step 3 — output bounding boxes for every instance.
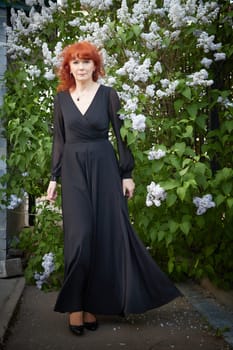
[69,58,96,83]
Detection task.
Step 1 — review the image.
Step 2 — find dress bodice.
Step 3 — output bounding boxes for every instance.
[51,85,134,180]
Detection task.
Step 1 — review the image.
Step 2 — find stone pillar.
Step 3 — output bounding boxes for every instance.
[0,7,22,278]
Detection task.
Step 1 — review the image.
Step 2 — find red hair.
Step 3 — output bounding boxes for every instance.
[56,41,105,92]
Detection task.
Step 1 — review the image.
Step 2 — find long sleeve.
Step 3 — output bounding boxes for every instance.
[50,94,65,181]
[108,87,134,179]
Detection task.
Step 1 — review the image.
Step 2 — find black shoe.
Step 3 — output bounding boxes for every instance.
[84,320,98,331]
[69,324,84,336]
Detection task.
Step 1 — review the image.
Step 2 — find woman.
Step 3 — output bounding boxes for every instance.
[47,41,181,336]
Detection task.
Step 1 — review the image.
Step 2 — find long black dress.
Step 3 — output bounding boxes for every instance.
[51,84,181,314]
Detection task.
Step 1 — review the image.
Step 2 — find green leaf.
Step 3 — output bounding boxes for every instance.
[166,192,177,207]
[196,115,207,130]
[180,220,191,235]
[158,231,166,242]
[222,182,232,195]
[204,245,216,257]
[179,166,190,176]
[168,259,174,273]
[186,104,198,119]
[215,194,225,206]
[152,160,164,172]
[174,142,186,157]
[127,132,136,145]
[160,179,180,190]
[120,126,127,139]
[183,125,193,138]
[181,86,192,100]
[227,198,233,208]
[132,25,142,37]
[169,220,179,233]
[177,186,187,201]
[174,99,184,115]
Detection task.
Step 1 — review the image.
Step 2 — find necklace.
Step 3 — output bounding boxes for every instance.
[75,83,99,102]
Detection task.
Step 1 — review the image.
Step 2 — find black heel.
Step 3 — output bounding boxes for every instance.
[69,324,84,336]
[84,320,98,331]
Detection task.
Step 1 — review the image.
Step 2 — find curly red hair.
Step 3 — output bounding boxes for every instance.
[56,41,105,92]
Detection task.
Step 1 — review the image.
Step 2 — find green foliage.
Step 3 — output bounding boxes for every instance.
[1,1,233,290]
[18,202,64,290]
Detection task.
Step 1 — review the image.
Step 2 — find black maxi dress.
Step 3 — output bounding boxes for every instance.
[51,84,181,314]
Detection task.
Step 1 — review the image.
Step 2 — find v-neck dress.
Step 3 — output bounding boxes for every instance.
[51,85,181,314]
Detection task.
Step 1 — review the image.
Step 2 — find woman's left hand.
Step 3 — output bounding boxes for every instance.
[122,178,135,199]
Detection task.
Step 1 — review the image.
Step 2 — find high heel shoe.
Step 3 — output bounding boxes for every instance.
[84,320,98,331]
[69,324,84,336]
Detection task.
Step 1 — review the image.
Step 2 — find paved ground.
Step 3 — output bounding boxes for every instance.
[0,280,233,350]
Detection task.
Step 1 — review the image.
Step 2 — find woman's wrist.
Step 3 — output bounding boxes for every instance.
[50,175,58,181]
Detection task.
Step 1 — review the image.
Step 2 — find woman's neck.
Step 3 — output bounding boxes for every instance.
[74,80,97,93]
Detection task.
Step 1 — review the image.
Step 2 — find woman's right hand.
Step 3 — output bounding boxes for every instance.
[47,181,58,202]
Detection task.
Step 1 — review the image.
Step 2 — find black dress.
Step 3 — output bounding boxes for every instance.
[51,85,181,314]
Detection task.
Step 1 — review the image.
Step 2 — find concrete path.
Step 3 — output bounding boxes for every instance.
[0,280,233,350]
[0,277,25,346]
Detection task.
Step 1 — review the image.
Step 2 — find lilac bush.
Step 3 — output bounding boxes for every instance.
[1,0,233,288]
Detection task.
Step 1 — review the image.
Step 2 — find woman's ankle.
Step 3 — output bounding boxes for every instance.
[84,312,96,323]
[69,311,84,326]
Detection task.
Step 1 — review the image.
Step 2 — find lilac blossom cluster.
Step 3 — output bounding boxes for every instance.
[187,69,214,87]
[116,57,151,83]
[146,181,167,207]
[34,252,55,289]
[7,194,23,210]
[156,79,179,99]
[148,148,166,160]
[80,0,112,10]
[193,194,216,215]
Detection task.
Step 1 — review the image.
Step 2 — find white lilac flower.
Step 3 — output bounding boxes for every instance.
[156,79,179,98]
[79,21,111,47]
[170,30,181,40]
[217,97,233,108]
[146,84,156,97]
[122,83,131,91]
[42,42,52,65]
[160,79,170,88]
[117,0,131,23]
[141,31,162,50]
[167,0,186,28]
[196,31,222,53]
[22,172,29,177]
[141,21,162,50]
[80,0,112,10]
[187,69,213,87]
[196,1,219,24]
[7,194,22,210]
[214,52,226,61]
[156,90,166,98]
[146,181,167,207]
[200,57,213,69]
[44,68,55,80]
[154,61,162,74]
[116,57,151,83]
[124,97,139,113]
[148,148,166,160]
[26,65,41,78]
[193,194,215,215]
[129,0,157,25]
[34,252,55,289]
[106,76,116,86]
[69,17,82,27]
[131,114,146,132]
